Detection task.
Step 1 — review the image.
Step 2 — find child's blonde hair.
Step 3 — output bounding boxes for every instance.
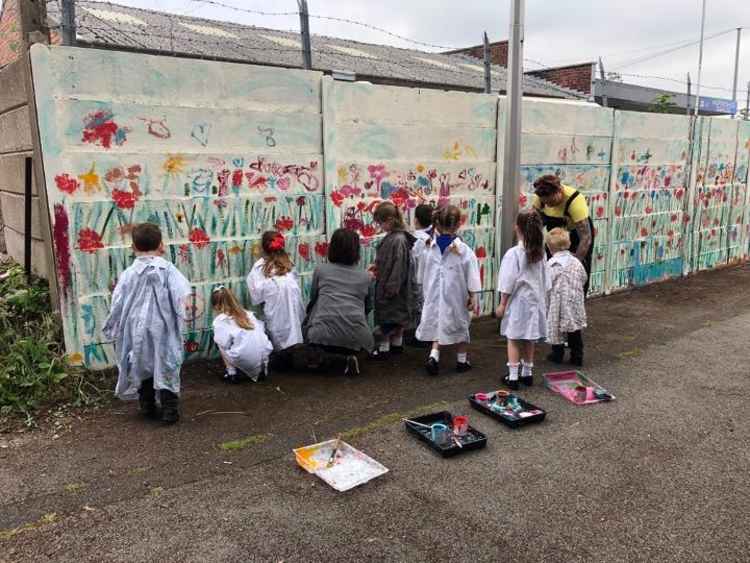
[546,227,571,253]
[211,286,254,330]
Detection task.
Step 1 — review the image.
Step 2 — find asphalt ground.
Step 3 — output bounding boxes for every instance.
[1,264,749,562]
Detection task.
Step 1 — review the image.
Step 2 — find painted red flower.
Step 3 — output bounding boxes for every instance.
[55,173,79,195]
[361,224,377,238]
[189,228,210,248]
[675,188,684,199]
[671,214,678,223]
[645,206,653,214]
[596,206,605,218]
[615,207,622,217]
[216,248,226,267]
[275,216,294,232]
[475,246,487,259]
[640,228,649,238]
[81,110,127,149]
[298,242,311,261]
[315,241,329,258]
[331,191,344,207]
[78,228,104,253]
[390,188,410,208]
[112,189,138,209]
[184,340,200,353]
[232,169,244,187]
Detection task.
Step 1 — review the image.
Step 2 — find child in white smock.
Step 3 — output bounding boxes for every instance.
[212,286,273,383]
[415,205,482,375]
[247,231,305,366]
[496,209,550,390]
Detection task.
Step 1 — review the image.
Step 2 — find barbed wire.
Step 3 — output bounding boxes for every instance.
[188,0,299,17]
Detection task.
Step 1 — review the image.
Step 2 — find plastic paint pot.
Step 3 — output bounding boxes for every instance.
[475,393,489,402]
[575,385,588,403]
[452,416,469,436]
[430,423,450,445]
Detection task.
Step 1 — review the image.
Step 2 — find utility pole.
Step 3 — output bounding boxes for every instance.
[500,0,524,259]
[746,81,750,120]
[598,57,607,108]
[732,27,742,117]
[61,0,76,46]
[483,32,492,94]
[693,0,707,118]
[686,72,691,116]
[298,0,312,70]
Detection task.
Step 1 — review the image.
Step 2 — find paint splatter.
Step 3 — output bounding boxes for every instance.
[314,241,329,258]
[53,204,71,298]
[55,173,79,195]
[78,164,101,193]
[275,216,294,232]
[112,189,139,209]
[189,228,210,248]
[82,110,128,149]
[298,243,310,261]
[163,155,186,175]
[78,228,104,254]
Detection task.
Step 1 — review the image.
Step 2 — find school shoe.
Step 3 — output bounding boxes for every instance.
[425,357,439,376]
[547,345,565,364]
[570,355,584,367]
[344,355,360,376]
[455,361,473,373]
[138,378,158,419]
[160,390,180,424]
[502,374,519,390]
[250,364,268,383]
[223,370,242,384]
[369,349,389,361]
[520,375,534,387]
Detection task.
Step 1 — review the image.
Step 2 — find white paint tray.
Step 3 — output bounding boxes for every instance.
[293,439,388,492]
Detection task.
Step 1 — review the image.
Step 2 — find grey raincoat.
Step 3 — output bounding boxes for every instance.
[373,230,418,328]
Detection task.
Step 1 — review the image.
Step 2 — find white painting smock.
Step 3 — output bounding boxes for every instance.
[498,244,550,341]
[212,311,272,377]
[103,256,192,399]
[547,250,587,344]
[415,237,481,345]
[246,258,305,351]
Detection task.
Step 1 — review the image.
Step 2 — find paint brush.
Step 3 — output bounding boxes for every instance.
[453,436,463,449]
[402,418,432,429]
[327,435,341,467]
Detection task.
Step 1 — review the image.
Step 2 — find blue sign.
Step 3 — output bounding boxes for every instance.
[699,97,737,114]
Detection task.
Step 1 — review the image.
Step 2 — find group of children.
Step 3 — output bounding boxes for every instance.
[104,202,587,424]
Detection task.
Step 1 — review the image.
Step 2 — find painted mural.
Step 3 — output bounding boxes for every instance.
[323,79,499,315]
[32,45,326,368]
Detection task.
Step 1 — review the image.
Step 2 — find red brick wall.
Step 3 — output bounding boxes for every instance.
[527,63,594,95]
[445,41,508,67]
[0,0,23,67]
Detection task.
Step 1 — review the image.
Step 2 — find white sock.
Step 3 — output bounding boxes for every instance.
[391,334,403,347]
[507,363,520,381]
[521,361,533,378]
[457,352,468,364]
[429,348,440,362]
[379,341,391,353]
[226,366,237,375]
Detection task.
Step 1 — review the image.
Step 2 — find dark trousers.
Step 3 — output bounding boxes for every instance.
[550,330,584,361]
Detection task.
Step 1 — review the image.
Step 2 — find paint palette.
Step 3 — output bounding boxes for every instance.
[404,411,487,458]
[469,391,546,428]
[293,439,389,492]
[543,371,615,405]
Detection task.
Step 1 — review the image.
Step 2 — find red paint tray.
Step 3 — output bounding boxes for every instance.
[543,370,615,405]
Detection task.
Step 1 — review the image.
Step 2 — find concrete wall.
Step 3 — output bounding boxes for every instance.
[27,45,750,368]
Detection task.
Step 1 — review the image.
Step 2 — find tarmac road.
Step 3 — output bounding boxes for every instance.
[1,265,749,562]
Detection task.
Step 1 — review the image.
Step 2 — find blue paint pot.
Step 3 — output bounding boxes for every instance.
[430,423,450,445]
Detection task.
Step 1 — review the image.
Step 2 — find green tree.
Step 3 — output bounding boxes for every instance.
[651,94,677,114]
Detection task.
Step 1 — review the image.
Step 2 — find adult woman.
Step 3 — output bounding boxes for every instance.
[532,174,594,294]
[303,228,374,375]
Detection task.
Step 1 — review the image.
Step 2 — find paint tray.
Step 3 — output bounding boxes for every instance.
[543,370,615,405]
[404,411,487,458]
[293,439,388,492]
[468,391,546,428]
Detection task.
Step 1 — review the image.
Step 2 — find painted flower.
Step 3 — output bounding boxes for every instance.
[296,196,307,207]
[596,206,605,218]
[232,169,244,187]
[228,245,242,255]
[105,167,124,183]
[78,228,104,253]
[416,164,426,174]
[112,189,138,209]
[184,340,200,354]
[475,246,487,259]
[275,216,294,232]
[390,187,410,209]
[179,244,191,263]
[361,224,377,238]
[675,188,684,199]
[277,176,291,190]
[264,197,277,203]
[81,110,127,149]
[298,242,311,261]
[55,173,79,195]
[640,228,649,238]
[213,198,228,209]
[331,191,345,207]
[189,228,210,248]
[367,164,388,182]
[315,241,329,258]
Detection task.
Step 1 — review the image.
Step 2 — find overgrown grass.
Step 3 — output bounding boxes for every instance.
[0,260,111,427]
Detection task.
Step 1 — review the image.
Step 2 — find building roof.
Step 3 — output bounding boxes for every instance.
[45,1,581,99]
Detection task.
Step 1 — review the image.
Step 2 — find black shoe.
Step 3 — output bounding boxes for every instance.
[138,378,158,419]
[425,357,439,376]
[223,370,242,384]
[456,361,472,373]
[344,355,360,376]
[547,345,565,364]
[390,345,404,355]
[502,374,519,390]
[160,390,180,424]
[370,349,389,361]
[520,375,533,386]
[570,356,583,367]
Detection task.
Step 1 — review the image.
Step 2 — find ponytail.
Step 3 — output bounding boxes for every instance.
[516,208,545,263]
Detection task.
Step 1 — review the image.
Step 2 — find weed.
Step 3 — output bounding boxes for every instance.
[219,433,272,451]
[340,401,449,441]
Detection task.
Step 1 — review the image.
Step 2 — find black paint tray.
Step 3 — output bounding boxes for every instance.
[403,411,487,458]
[469,392,546,429]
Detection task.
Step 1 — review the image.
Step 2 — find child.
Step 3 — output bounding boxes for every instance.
[413,203,434,244]
[212,286,273,383]
[545,227,587,366]
[415,205,482,375]
[103,223,192,424]
[371,202,417,357]
[246,231,305,365]
[496,209,550,390]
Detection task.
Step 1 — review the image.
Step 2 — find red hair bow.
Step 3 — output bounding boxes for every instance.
[268,234,285,252]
